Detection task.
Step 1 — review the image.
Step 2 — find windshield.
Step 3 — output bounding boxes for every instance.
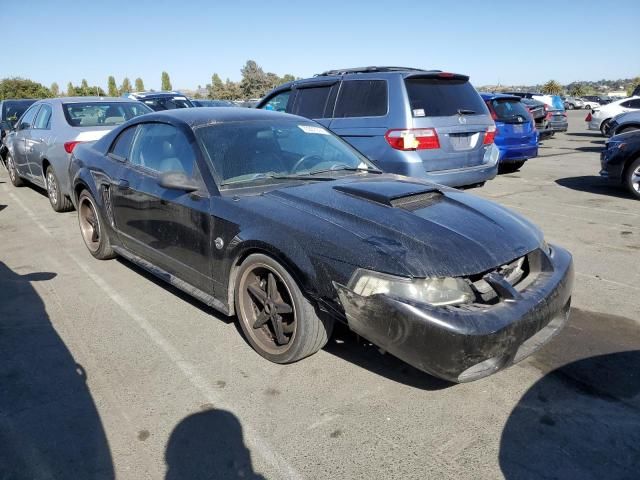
[405,78,488,116]
[196,120,377,187]
[488,98,531,123]
[141,96,193,111]
[62,102,152,127]
[3,101,36,127]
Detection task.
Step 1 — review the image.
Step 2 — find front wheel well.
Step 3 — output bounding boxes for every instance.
[226,247,306,317]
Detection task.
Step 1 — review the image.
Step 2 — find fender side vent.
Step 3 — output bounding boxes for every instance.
[390,191,443,211]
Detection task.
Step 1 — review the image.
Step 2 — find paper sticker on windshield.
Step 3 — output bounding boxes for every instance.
[413,108,425,117]
[298,125,329,135]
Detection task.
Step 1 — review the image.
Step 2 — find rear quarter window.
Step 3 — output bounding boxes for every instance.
[404,78,487,117]
[333,80,388,118]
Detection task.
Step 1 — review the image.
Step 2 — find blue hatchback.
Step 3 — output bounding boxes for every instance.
[481,93,538,171]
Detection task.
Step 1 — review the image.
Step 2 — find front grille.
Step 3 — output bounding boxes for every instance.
[390,191,443,211]
[463,250,544,306]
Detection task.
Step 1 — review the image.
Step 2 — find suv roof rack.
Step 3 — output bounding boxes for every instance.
[316,66,437,76]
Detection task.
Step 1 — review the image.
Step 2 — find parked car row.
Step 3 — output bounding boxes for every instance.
[0,85,574,383]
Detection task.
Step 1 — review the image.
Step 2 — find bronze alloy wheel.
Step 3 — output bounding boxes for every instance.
[78,194,101,253]
[238,263,297,355]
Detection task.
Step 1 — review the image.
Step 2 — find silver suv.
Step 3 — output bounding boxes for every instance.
[257,67,498,188]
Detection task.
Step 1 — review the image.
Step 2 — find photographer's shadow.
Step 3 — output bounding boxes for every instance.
[0,262,113,479]
[166,408,266,479]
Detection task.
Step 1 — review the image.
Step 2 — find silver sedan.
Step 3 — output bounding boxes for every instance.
[4,97,151,211]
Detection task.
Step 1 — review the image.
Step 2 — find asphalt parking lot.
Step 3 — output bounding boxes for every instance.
[1,109,638,479]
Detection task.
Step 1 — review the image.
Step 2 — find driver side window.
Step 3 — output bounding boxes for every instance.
[129,123,197,176]
[262,91,291,112]
[17,105,40,131]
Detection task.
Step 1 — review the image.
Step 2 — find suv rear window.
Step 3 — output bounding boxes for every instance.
[63,102,151,127]
[404,78,487,117]
[141,96,193,111]
[334,80,388,118]
[487,98,531,123]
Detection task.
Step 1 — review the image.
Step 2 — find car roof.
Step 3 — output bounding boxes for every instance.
[138,107,308,128]
[127,91,186,98]
[37,96,138,105]
[480,93,521,101]
[0,98,38,104]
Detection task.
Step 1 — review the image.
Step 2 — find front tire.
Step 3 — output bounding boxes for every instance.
[77,190,116,259]
[6,153,24,187]
[625,158,640,200]
[235,253,333,364]
[46,166,73,212]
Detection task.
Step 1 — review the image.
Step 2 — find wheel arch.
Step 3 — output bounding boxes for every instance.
[225,238,318,317]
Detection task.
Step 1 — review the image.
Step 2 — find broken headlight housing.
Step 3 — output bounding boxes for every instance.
[349,269,474,307]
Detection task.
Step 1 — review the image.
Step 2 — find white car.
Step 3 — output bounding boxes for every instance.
[582,99,601,110]
[587,97,640,135]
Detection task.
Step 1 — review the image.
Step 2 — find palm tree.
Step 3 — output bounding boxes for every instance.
[542,80,562,95]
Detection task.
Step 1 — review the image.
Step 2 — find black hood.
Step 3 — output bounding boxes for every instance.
[237,174,543,278]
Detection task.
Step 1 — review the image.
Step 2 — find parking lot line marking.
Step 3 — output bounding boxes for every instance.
[561,203,640,218]
[576,272,640,292]
[6,187,302,480]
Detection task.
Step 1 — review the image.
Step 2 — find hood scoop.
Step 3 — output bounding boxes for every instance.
[333,181,443,211]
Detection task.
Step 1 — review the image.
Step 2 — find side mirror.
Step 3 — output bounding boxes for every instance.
[158,171,200,192]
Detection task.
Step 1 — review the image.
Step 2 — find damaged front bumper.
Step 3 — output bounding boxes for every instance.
[335,245,574,383]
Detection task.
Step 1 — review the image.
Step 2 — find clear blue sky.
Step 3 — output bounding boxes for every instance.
[3,0,639,91]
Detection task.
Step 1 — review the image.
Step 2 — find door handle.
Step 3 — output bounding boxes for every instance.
[116,179,130,190]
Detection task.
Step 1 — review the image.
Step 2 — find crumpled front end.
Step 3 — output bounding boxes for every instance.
[335,245,574,383]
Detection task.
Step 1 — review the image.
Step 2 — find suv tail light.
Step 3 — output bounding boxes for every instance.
[585,112,592,122]
[384,128,440,150]
[64,141,83,153]
[485,101,498,121]
[483,125,497,145]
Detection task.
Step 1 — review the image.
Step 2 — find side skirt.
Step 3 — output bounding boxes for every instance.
[112,245,230,316]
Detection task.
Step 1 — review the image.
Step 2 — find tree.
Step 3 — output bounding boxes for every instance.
[161,71,172,91]
[80,79,90,96]
[0,77,51,100]
[541,80,562,95]
[120,77,132,95]
[240,60,269,99]
[50,82,59,97]
[207,73,225,99]
[67,82,106,96]
[281,74,296,83]
[627,77,640,96]
[134,77,145,92]
[569,83,586,97]
[107,76,118,96]
[224,78,242,100]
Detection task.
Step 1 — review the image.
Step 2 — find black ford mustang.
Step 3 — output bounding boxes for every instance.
[69,108,574,383]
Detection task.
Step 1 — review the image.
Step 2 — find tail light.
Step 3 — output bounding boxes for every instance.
[586,113,592,122]
[64,141,83,153]
[483,125,497,145]
[385,128,440,150]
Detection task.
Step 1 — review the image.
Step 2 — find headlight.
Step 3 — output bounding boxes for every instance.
[349,269,474,307]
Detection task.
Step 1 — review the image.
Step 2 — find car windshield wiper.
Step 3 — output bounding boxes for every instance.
[457,109,476,115]
[303,166,383,176]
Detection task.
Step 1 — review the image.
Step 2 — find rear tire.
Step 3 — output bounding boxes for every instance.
[77,190,116,259]
[234,253,333,364]
[6,153,24,187]
[567,103,574,110]
[46,166,73,212]
[499,161,525,174]
[624,157,640,200]
[600,119,611,136]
